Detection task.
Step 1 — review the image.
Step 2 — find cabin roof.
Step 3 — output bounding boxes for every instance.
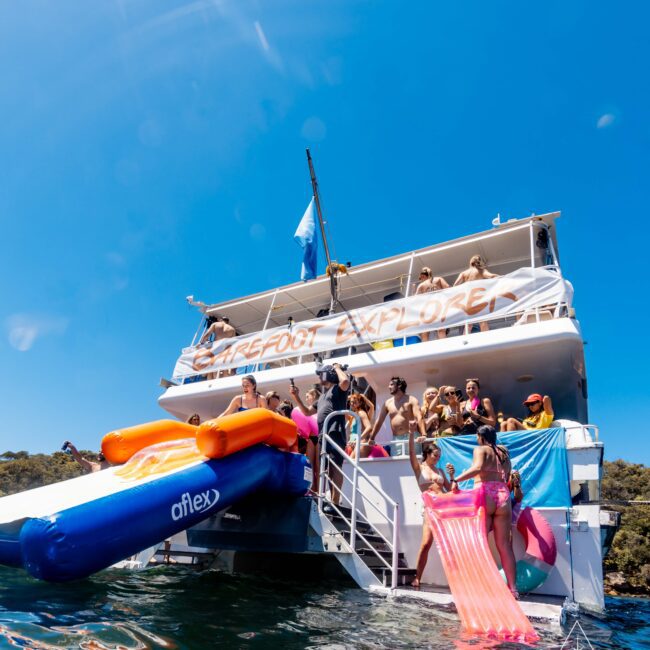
[201,212,560,336]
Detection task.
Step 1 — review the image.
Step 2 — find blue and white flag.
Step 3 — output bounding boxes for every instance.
[294,198,318,281]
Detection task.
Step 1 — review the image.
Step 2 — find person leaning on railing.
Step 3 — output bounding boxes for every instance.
[416,267,450,341]
[453,255,500,334]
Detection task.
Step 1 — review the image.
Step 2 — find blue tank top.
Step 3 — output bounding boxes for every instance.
[238,394,260,412]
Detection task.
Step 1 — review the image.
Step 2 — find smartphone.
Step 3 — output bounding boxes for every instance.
[289,378,296,388]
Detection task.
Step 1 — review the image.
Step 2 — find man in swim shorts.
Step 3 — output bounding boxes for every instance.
[199,316,236,377]
[368,377,427,454]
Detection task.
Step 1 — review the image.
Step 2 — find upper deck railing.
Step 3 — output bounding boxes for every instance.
[172,217,571,382]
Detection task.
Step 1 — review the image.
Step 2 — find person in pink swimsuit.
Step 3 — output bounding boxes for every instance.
[450,425,518,597]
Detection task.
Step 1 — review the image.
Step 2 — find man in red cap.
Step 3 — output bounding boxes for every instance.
[500,393,554,432]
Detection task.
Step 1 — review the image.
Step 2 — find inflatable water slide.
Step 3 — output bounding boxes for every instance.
[0,409,310,582]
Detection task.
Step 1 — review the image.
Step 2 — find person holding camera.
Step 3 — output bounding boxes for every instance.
[290,363,350,508]
[62,441,110,474]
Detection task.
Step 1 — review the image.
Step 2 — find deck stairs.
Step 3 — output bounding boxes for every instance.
[315,501,416,587]
[311,411,416,590]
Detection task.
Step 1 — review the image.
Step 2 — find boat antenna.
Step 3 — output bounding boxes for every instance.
[306,148,340,314]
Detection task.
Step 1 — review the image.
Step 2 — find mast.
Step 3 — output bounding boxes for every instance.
[306,148,339,314]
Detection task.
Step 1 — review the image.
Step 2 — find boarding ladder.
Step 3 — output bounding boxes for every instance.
[312,410,415,590]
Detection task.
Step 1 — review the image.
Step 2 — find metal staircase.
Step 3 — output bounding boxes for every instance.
[311,410,416,590]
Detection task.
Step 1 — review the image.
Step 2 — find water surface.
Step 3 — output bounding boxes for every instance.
[0,566,647,649]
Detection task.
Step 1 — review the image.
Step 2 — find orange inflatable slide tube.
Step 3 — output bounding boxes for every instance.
[197,408,297,459]
[102,420,198,464]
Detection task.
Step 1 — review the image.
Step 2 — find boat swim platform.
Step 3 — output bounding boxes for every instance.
[368,583,566,626]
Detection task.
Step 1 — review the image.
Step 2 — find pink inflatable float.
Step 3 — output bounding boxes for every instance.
[291,408,318,439]
[422,488,538,642]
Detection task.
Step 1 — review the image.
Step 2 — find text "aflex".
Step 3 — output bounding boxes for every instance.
[171,490,220,521]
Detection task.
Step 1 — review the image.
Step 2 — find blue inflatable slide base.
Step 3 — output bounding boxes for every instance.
[17,445,310,582]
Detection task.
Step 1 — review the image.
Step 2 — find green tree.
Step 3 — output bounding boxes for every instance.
[0,451,84,497]
[602,460,650,593]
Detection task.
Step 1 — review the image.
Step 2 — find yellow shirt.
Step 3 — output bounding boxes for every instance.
[523,410,554,430]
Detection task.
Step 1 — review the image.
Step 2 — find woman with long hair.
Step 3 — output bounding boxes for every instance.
[218,374,268,417]
[421,386,440,437]
[408,429,453,588]
[347,392,374,459]
[186,413,201,426]
[451,425,518,597]
[429,385,463,436]
[459,378,496,434]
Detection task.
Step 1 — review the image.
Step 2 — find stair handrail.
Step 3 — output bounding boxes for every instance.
[320,410,400,589]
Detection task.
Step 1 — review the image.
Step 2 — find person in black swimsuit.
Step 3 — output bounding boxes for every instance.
[459,378,497,434]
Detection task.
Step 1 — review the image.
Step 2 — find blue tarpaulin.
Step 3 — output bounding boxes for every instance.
[436,427,571,509]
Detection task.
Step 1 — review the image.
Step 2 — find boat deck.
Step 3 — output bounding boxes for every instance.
[369,583,566,625]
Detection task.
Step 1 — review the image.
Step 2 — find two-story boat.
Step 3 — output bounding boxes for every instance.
[157,211,615,625]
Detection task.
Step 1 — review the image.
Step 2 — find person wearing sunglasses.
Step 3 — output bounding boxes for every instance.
[500,393,554,432]
[428,385,463,436]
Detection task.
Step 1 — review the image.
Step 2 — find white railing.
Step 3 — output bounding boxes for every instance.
[319,410,400,590]
[179,298,572,383]
[564,423,600,444]
[363,423,600,461]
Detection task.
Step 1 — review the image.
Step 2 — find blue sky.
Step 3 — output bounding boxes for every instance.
[0,1,647,463]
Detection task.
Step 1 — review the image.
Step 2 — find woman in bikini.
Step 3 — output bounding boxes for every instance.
[218,374,268,417]
[421,386,440,437]
[429,385,463,436]
[451,425,518,597]
[459,378,496,434]
[408,429,454,588]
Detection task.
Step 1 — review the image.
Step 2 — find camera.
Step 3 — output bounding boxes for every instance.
[315,363,350,384]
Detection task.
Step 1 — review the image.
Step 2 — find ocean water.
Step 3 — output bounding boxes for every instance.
[0,566,647,649]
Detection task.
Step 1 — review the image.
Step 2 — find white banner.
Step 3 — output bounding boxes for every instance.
[173,267,571,378]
